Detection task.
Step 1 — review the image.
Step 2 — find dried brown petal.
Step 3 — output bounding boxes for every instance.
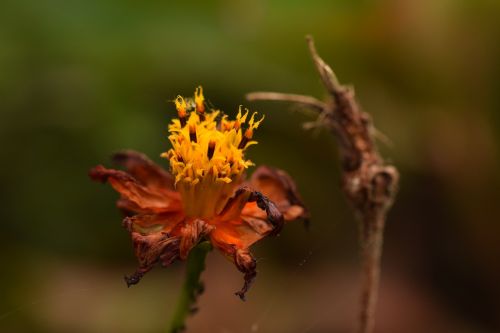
[124,231,180,287]
[89,165,181,213]
[234,249,257,301]
[250,165,309,222]
[178,219,214,260]
[112,150,175,190]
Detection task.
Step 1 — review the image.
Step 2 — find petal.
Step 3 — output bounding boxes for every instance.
[175,219,214,260]
[219,186,283,234]
[112,150,175,190]
[122,218,213,287]
[116,198,150,215]
[210,219,269,253]
[217,187,252,222]
[234,249,257,301]
[123,211,185,235]
[209,229,257,301]
[89,165,181,213]
[209,187,284,300]
[123,230,181,287]
[250,166,309,221]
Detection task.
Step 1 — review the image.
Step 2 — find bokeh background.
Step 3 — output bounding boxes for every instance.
[2,0,500,332]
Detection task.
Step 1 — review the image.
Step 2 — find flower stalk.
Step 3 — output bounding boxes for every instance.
[168,241,212,333]
[246,36,400,333]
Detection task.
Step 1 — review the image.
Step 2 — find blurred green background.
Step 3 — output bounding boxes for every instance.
[1,0,500,332]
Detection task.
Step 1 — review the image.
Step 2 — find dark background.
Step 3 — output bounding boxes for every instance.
[1,0,500,332]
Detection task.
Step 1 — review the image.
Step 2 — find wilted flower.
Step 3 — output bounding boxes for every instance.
[89,87,308,299]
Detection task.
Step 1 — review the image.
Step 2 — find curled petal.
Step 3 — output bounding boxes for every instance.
[124,231,180,287]
[89,165,181,213]
[234,249,257,301]
[124,218,214,287]
[209,223,262,300]
[112,150,175,190]
[177,219,215,260]
[248,190,283,235]
[210,188,284,300]
[220,187,283,235]
[210,187,302,300]
[250,166,309,221]
[208,229,258,301]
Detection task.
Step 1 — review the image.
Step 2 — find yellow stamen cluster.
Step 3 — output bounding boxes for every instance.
[162,86,264,218]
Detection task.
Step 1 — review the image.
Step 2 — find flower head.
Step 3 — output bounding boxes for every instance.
[90,87,308,299]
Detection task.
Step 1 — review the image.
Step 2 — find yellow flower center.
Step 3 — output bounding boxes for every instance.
[162,86,264,218]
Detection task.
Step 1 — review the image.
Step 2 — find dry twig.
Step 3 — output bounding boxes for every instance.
[246,36,400,333]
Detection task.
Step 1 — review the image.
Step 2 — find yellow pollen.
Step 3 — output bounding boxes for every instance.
[163,87,264,218]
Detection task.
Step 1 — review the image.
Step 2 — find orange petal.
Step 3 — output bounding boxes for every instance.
[250,166,309,221]
[209,184,302,300]
[90,165,181,214]
[209,227,257,300]
[218,187,252,222]
[218,187,283,234]
[240,201,267,220]
[210,219,268,250]
[113,150,175,190]
[210,186,284,301]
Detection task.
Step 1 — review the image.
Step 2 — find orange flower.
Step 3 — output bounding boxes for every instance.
[89,87,308,300]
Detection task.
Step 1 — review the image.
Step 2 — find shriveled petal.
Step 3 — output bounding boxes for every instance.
[123,211,185,235]
[89,165,181,214]
[123,230,181,287]
[234,249,257,300]
[121,217,212,286]
[174,219,214,260]
[250,166,309,221]
[112,150,175,190]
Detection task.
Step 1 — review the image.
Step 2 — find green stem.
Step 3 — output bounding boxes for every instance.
[168,241,212,333]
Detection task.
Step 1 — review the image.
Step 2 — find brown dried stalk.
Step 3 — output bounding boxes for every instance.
[246,36,399,333]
